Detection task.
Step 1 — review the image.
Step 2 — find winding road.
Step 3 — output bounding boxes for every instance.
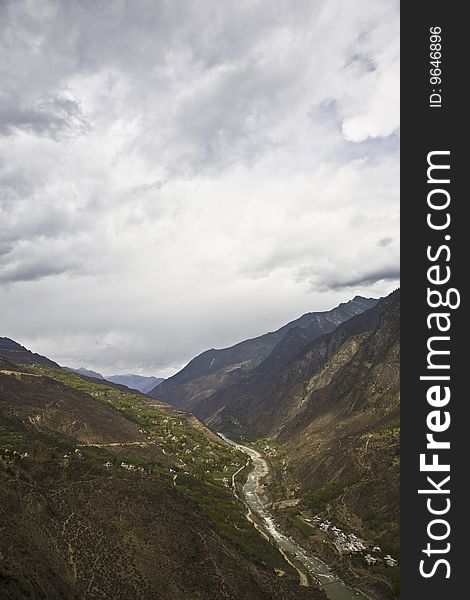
[219,434,368,600]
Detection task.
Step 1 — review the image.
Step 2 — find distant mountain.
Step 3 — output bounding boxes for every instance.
[204,292,397,439]
[0,337,59,368]
[106,374,164,394]
[0,346,164,396]
[150,296,378,412]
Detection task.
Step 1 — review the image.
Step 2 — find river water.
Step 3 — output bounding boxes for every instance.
[219,434,368,600]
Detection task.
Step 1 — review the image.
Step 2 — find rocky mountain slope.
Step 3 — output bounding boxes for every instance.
[0,355,324,600]
[154,291,399,599]
[280,291,400,536]
[150,296,377,413]
[0,337,60,368]
[205,292,398,439]
[1,292,399,599]
[246,292,400,599]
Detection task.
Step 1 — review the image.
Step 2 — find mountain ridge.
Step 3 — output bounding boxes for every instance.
[0,350,324,599]
[0,337,60,368]
[1,290,399,599]
[222,290,400,599]
[204,290,398,438]
[106,374,164,394]
[149,296,378,412]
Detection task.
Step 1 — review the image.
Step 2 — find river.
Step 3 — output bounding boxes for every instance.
[219,434,368,600]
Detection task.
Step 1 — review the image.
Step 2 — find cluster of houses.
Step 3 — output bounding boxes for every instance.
[98,459,149,474]
[117,461,146,473]
[364,552,398,567]
[364,553,379,565]
[315,519,367,553]
[306,515,399,568]
[62,448,84,460]
[60,451,149,476]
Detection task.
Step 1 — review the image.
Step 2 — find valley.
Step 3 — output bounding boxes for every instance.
[1,291,399,599]
[146,291,401,599]
[221,434,369,600]
[0,359,324,600]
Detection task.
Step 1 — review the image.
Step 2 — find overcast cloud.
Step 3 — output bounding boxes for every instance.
[0,0,399,376]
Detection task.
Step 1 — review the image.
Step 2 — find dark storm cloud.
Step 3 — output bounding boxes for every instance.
[0,242,87,283]
[326,267,401,290]
[0,260,74,283]
[377,237,393,247]
[346,53,378,73]
[0,96,88,138]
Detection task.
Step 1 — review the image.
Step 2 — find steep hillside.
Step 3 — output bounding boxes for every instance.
[0,358,324,600]
[250,292,400,599]
[64,369,164,394]
[200,293,395,438]
[178,292,399,599]
[0,360,243,489]
[0,337,59,368]
[0,290,399,599]
[280,292,400,539]
[1,364,139,445]
[150,296,377,412]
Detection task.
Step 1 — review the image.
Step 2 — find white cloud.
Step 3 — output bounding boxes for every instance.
[0,0,399,375]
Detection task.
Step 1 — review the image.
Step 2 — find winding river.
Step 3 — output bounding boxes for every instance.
[219,434,368,600]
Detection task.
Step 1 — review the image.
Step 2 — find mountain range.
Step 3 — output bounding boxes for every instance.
[0,342,164,395]
[65,367,164,394]
[275,291,400,597]
[148,290,400,599]
[1,291,399,599]
[0,337,60,368]
[149,296,377,413]
[105,374,164,393]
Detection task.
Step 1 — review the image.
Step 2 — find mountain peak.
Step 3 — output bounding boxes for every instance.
[150,295,380,406]
[0,337,59,368]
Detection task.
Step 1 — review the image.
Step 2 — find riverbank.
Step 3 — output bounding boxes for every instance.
[219,434,369,600]
[256,439,399,600]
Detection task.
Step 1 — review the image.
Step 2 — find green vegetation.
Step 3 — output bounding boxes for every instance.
[29,365,246,486]
[286,512,314,538]
[303,482,344,511]
[1,366,293,582]
[0,412,74,459]
[0,417,164,479]
[176,472,287,569]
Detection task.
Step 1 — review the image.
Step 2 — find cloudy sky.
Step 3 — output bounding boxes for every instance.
[0,0,399,377]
